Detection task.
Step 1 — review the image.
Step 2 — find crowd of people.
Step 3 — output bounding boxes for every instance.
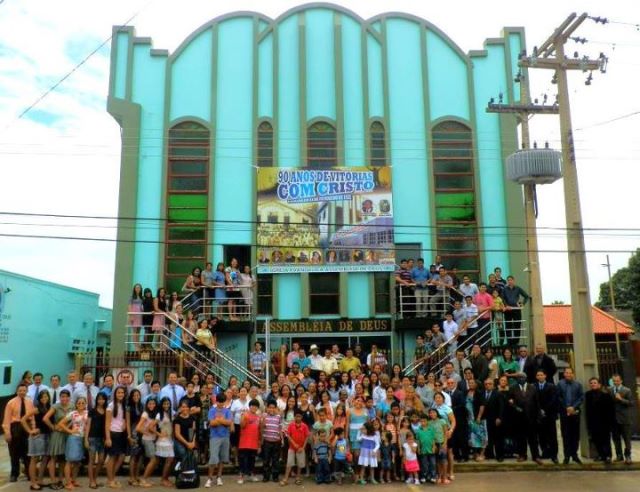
[4,339,635,490]
[127,259,255,351]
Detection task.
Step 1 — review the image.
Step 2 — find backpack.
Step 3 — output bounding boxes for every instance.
[175,450,200,489]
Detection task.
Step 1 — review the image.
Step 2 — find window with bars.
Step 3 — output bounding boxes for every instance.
[309,273,340,315]
[307,121,337,169]
[370,121,386,167]
[257,274,273,316]
[432,121,479,277]
[374,272,391,314]
[165,121,210,294]
[257,121,273,167]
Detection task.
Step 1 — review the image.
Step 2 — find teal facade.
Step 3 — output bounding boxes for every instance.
[107,4,528,359]
[0,270,111,398]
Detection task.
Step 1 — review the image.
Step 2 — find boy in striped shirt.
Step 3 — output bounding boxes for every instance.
[260,401,283,483]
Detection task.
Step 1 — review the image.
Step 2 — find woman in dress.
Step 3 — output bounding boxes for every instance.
[43,389,73,490]
[58,397,88,490]
[484,348,500,382]
[168,303,184,351]
[491,289,507,347]
[151,288,168,350]
[357,421,380,484]
[346,396,367,480]
[141,288,154,349]
[128,284,144,351]
[182,310,196,348]
[466,379,487,461]
[194,318,215,365]
[136,398,159,488]
[141,397,174,488]
[126,389,144,486]
[225,258,242,321]
[213,262,228,319]
[431,392,456,482]
[105,386,128,488]
[85,393,107,489]
[238,265,255,319]
[22,389,51,490]
[182,267,203,314]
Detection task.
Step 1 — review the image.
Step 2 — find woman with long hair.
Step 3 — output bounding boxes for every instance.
[140,397,174,488]
[183,266,203,315]
[22,390,51,490]
[141,288,154,349]
[151,288,167,350]
[85,393,108,489]
[225,258,242,321]
[136,398,158,488]
[346,397,367,480]
[58,397,88,490]
[128,284,144,350]
[43,389,73,490]
[105,386,128,488]
[126,389,144,486]
[213,262,228,319]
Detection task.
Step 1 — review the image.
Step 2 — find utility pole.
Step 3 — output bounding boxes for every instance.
[487,66,558,351]
[602,254,622,359]
[519,12,607,456]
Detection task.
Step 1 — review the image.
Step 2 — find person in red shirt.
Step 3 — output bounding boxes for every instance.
[474,283,494,332]
[280,411,309,486]
[237,399,261,484]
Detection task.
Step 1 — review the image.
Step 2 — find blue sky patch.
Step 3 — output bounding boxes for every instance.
[25,108,62,125]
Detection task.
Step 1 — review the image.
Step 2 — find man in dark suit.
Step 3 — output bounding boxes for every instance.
[483,378,505,461]
[610,373,634,464]
[445,378,469,462]
[508,376,542,464]
[585,377,614,463]
[534,369,559,463]
[524,344,557,384]
[557,368,584,464]
[469,344,488,383]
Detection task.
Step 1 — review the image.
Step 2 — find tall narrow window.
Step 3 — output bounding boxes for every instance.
[257,274,273,316]
[257,121,273,167]
[165,121,210,295]
[374,272,391,314]
[432,121,479,277]
[307,121,337,168]
[309,273,340,315]
[370,121,386,167]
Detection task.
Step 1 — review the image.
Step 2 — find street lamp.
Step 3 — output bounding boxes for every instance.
[601,255,622,359]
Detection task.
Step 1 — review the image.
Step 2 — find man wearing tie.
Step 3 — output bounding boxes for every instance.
[27,373,49,402]
[136,370,154,400]
[445,378,469,462]
[72,372,100,410]
[508,376,542,464]
[610,373,634,464]
[483,378,505,461]
[557,368,584,464]
[534,370,559,464]
[2,383,34,482]
[48,374,63,405]
[62,370,79,395]
[160,371,186,412]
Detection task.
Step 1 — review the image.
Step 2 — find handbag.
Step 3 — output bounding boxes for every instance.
[175,450,200,489]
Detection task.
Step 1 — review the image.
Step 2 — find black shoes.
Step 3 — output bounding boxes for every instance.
[551,458,559,464]
[563,457,570,465]
[573,456,583,465]
[9,477,17,483]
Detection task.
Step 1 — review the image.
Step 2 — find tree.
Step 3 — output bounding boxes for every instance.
[596,249,640,325]
[551,300,565,305]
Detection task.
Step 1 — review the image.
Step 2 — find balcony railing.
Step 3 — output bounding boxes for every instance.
[179,285,255,320]
[395,284,464,319]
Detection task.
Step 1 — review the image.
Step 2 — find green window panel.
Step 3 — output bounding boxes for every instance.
[167,242,206,258]
[170,161,208,175]
[437,238,478,252]
[167,226,207,241]
[169,177,207,191]
[167,259,199,275]
[435,175,473,190]
[435,206,475,222]
[168,194,208,208]
[370,121,386,167]
[433,146,473,159]
[165,275,185,295]
[168,146,209,158]
[374,272,391,314]
[435,192,474,207]
[441,255,479,272]
[168,207,208,221]
[434,160,472,174]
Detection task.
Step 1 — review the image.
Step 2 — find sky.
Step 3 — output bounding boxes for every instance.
[0,0,639,309]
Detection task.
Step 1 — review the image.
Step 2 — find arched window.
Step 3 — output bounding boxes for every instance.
[165,121,210,295]
[432,121,479,277]
[307,121,337,168]
[257,121,273,167]
[370,121,386,167]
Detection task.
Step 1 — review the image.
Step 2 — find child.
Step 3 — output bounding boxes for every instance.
[383,412,399,481]
[58,397,88,490]
[379,431,393,483]
[491,289,507,347]
[415,413,436,484]
[85,393,108,489]
[357,421,379,485]
[136,398,158,488]
[401,431,420,485]
[331,427,348,485]
[281,410,310,486]
[313,429,332,484]
[260,400,283,483]
[140,397,174,488]
[237,399,261,484]
[206,393,233,488]
[312,408,333,442]
[365,397,376,421]
[428,408,450,485]
[409,411,420,433]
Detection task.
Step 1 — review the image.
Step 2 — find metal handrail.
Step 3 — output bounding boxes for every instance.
[126,311,260,384]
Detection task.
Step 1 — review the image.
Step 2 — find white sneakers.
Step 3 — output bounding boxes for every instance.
[217,477,223,486]
[250,476,260,482]
[205,478,213,488]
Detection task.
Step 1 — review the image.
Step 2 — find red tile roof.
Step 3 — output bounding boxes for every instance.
[544,305,634,336]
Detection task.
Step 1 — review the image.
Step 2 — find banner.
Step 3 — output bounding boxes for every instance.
[256,318,391,334]
[256,167,395,273]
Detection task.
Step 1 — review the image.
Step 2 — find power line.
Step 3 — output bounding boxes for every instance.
[575,110,640,131]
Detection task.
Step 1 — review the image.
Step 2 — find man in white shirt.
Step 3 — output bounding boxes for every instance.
[72,372,100,410]
[320,348,338,375]
[459,275,479,299]
[308,345,324,377]
[137,370,154,399]
[160,371,186,412]
[462,295,479,339]
[62,370,79,395]
[48,374,63,405]
[27,373,49,401]
[442,312,459,356]
[366,344,388,373]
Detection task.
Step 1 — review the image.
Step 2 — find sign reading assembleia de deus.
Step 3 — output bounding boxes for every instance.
[257,165,395,274]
